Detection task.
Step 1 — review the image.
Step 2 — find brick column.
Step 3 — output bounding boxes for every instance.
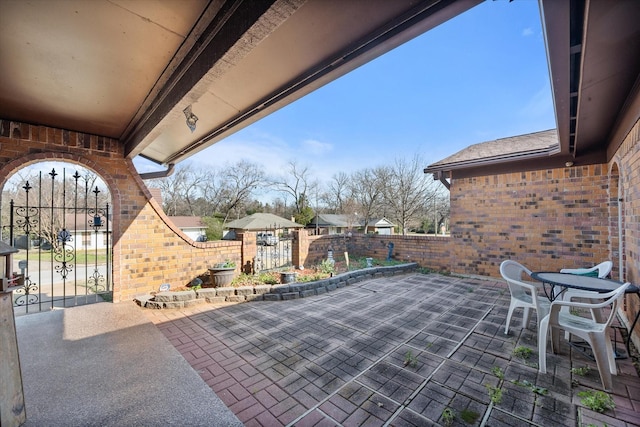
[238,232,257,274]
[293,229,308,269]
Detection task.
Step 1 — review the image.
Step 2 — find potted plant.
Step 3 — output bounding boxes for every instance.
[208,260,236,287]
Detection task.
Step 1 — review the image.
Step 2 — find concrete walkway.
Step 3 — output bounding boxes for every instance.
[145,273,640,427]
[15,302,242,427]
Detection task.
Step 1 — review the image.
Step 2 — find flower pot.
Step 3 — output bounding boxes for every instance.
[280,272,297,284]
[208,267,235,287]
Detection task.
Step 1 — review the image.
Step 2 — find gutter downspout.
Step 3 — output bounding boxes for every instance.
[436,171,450,190]
[139,163,175,180]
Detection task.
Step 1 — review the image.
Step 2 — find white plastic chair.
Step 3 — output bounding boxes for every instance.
[538,282,630,391]
[560,261,613,278]
[500,260,550,335]
[559,261,614,326]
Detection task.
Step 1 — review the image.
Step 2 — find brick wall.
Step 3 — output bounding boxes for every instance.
[611,117,640,344]
[293,230,451,272]
[449,166,610,278]
[0,120,241,302]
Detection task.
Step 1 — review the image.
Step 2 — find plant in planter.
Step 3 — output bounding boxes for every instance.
[208,260,237,287]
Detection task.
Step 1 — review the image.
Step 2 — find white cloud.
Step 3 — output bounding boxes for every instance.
[522,27,534,37]
[301,139,333,155]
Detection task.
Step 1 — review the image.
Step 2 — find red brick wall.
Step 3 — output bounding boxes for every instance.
[293,230,451,272]
[0,120,240,302]
[449,166,610,278]
[611,117,640,343]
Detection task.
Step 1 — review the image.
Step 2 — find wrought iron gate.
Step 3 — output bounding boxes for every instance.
[6,168,112,314]
[255,226,293,272]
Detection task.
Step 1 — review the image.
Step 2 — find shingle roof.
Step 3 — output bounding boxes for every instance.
[63,213,113,231]
[225,213,304,230]
[424,129,559,173]
[313,214,351,227]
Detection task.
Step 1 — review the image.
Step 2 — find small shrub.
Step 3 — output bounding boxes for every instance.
[403,350,418,368]
[257,272,279,285]
[491,366,505,380]
[460,409,480,424]
[297,273,326,283]
[513,346,533,360]
[577,390,615,413]
[441,408,455,427]
[486,384,504,404]
[318,259,335,275]
[512,379,548,396]
[213,260,236,268]
[570,366,591,376]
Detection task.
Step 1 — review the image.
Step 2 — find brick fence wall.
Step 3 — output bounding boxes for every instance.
[293,231,451,272]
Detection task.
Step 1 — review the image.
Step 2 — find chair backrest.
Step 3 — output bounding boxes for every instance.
[560,260,613,278]
[557,282,630,327]
[500,260,536,301]
[594,261,613,278]
[500,260,532,282]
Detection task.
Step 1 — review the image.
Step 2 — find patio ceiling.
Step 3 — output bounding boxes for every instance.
[542,0,640,163]
[0,0,480,167]
[3,1,637,171]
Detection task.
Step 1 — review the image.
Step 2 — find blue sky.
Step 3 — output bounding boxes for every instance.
[136,0,556,184]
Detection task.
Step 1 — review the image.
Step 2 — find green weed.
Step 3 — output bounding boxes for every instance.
[577,390,615,413]
[441,408,455,427]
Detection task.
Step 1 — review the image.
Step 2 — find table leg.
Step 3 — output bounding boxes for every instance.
[625,294,640,355]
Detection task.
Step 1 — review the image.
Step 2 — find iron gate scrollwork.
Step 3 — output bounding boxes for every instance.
[7,167,112,313]
[255,225,293,272]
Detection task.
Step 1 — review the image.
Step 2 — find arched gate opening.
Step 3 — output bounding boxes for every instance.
[2,162,113,314]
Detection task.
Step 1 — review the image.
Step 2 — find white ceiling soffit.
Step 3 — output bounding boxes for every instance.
[128,0,481,165]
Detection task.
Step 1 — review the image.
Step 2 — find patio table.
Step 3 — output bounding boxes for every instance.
[531,271,640,358]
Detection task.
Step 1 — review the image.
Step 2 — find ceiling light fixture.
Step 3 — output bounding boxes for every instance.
[565,161,574,167]
[183,105,198,133]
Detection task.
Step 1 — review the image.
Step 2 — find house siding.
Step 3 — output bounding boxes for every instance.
[450,165,610,278]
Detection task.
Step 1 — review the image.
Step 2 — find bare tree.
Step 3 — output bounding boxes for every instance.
[269,160,316,216]
[150,163,204,216]
[149,160,265,224]
[322,171,350,213]
[383,155,437,235]
[217,160,265,224]
[348,167,387,233]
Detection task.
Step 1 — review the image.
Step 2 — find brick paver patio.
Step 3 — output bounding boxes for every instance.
[145,273,640,426]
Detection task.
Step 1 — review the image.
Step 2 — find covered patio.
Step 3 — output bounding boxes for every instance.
[19,273,638,426]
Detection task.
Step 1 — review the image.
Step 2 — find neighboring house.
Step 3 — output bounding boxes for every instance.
[365,218,395,235]
[307,214,352,235]
[63,213,112,250]
[307,214,395,235]
[168,216,207,242]
[224,213,304,239]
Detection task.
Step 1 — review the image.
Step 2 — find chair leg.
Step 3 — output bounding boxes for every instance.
[522,307,532,329]
[551,325,561,355]
[590,336,614,391]
[538,315,550,374]
[505,302,516,334]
